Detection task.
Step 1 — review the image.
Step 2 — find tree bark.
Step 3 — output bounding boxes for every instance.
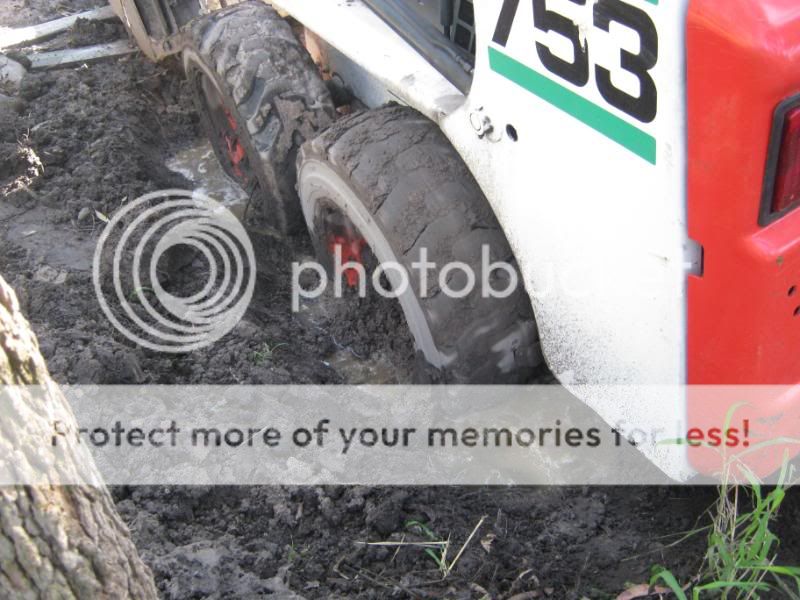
[0,275,157,599]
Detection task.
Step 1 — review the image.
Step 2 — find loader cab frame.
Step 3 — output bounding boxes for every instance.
[361,0,476,93]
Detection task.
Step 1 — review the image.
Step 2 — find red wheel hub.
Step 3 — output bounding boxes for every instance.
[222,109,246,180]
[328,234,367,288]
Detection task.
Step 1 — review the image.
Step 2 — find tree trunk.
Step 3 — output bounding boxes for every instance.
[0,275,157,599]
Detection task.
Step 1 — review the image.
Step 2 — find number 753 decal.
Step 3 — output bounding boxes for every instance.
[490,0,659,164]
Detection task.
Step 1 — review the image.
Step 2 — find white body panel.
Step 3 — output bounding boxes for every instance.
[272,0,693,480]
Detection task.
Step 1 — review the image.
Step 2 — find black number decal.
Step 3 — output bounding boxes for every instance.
[491,0,659,123]
[593,0,658,123]
[492,0,520,46]
[532,0,589,87]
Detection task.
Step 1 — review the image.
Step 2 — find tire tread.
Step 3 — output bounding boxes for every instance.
[184,1,335,233]
[300,106,541,382]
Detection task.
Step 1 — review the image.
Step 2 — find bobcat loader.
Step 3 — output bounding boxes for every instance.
[109,0,800,480]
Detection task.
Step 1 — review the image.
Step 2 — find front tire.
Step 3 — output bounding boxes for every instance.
[297,106,542,383]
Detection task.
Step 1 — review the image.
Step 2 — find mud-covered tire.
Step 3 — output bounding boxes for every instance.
[297,106,542,383]
[182,1,335,234]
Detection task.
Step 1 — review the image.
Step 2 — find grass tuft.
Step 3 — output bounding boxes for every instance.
[651,457,799,599]
[251,341,287,365]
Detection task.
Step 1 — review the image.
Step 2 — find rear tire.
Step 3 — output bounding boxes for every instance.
[297,106,542,383]
[182,1,335,234]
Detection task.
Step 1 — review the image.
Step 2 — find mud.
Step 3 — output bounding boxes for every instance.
[1,4,799,599]
[66,16,125,48]
[0,0,103,29]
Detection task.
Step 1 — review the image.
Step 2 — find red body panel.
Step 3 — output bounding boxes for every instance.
[687,0,800,475]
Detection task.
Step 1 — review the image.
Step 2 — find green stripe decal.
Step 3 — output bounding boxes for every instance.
[488,47,657,165]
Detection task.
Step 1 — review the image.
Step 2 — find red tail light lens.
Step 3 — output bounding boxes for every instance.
[761,96,800,225]
[772,106,800,214]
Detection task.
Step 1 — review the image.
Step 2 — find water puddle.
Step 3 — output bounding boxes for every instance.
[296,292,406,384]
[324,348,404,384]
[166,139,249,217]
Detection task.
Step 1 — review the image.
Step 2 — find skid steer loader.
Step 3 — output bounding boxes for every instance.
[108,0,800,481]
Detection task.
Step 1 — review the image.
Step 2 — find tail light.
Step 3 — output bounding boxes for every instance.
[760,95,800,225]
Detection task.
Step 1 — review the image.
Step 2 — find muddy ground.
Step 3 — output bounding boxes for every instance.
[2,2,800,599]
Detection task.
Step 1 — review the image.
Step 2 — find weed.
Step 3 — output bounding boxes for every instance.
[251,341,288,365]
[360,516,486,579]
[405,520,449,574]
[650,458,800,599]
[287,536,307,563]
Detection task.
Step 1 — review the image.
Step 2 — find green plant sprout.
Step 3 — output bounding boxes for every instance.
[360,516,486,579]
[251,341,288,365]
